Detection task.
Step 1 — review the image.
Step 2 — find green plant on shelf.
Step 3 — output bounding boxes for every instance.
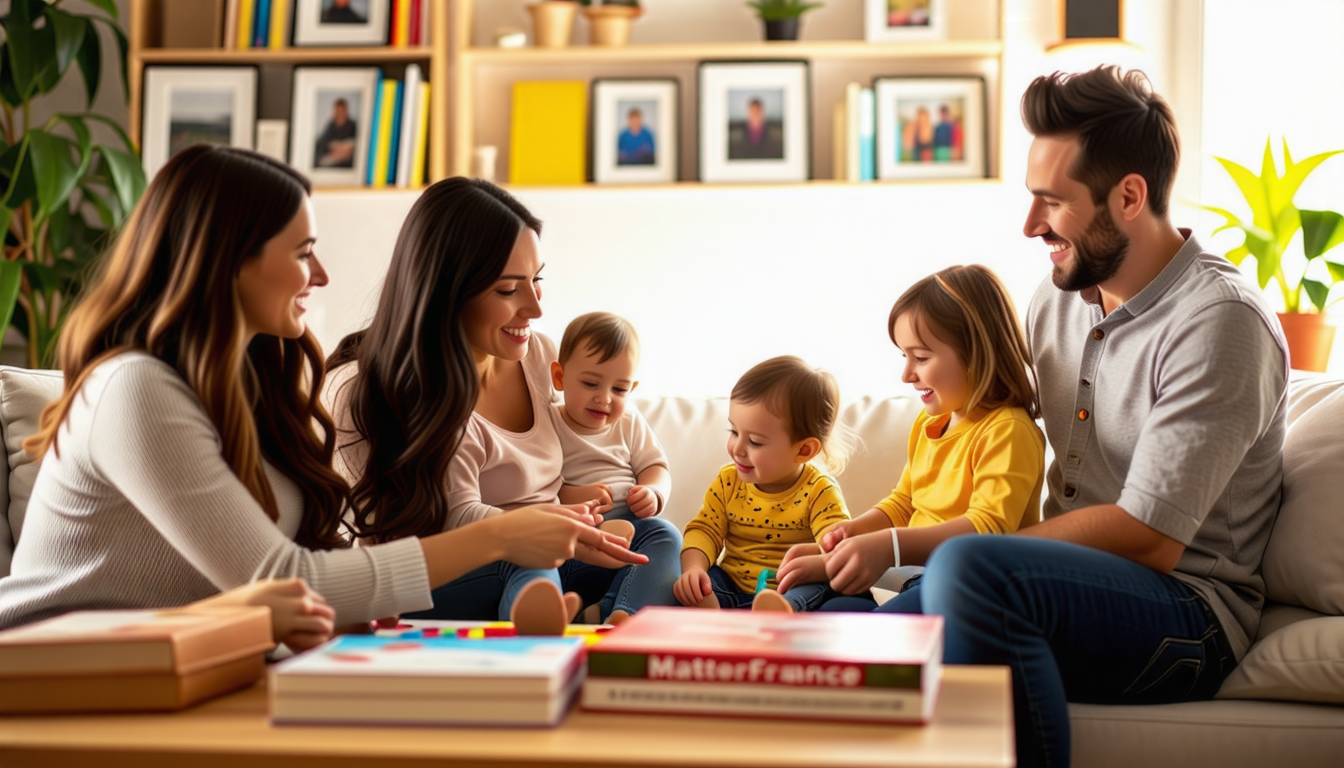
[1199,137,1344,314]
[746,0,825,20]
[1,0,147,368]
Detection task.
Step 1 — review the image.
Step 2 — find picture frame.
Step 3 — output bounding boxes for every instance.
[591,78,679,185]
[141,66,258,180]
[865,0,948,42]
[293,0,390,47]
[288,66,381,187]
[873,76,986,181]
[698,60,810,184]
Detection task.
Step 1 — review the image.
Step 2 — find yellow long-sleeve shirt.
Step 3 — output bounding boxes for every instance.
[876,406,1044,534]
[682,463,850,594]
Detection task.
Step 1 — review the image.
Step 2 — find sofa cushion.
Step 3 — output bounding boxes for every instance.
[0,366,64,578]
[1217,603,1344,703]
[1261,377,1344,614]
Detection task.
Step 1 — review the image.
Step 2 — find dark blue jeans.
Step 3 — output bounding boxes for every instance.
[705,564,830,612]
[921,536,1236,768]
[561,506,682,621]
[404,560,560,621]
[819,573,924,614]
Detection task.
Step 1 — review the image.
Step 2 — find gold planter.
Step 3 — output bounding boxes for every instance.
[527,1,579,48]
[1278,311,1338,372]
[584,5,642,47]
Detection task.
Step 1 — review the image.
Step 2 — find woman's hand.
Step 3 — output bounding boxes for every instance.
[558,483,614,516]
[626,485,660,518]
[492,505,646,570]
[673,567,714,607]
[824,530,896,595]
[776,544,827,594]
[194,577,335,652]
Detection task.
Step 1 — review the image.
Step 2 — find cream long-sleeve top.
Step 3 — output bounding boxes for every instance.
[0,352,432,630]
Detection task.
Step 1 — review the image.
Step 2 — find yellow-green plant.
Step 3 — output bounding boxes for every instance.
[1201,138,1344,313]
[746,0,824,21]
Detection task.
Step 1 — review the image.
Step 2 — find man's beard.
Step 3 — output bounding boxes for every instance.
[1052,204,1130,292]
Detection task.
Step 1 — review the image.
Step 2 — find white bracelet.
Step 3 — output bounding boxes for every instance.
[891,528,902,569]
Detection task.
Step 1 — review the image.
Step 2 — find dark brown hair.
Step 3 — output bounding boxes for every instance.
[557,311,639,366]
[29,145,349,550]
[328,178,542,543]
[1021,65,1179,217]
[731,356,855,474]
[888,265,1039,420]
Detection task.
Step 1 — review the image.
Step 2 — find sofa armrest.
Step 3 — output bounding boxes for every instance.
[0,366,65,577]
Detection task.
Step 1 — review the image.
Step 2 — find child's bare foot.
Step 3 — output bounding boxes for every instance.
[579,604,602,624]
[511,579,568,635]
[696,591,720,610]
[752,589,793,613]
[598,518,635,545]
[564,591,583,623]
[607,609,632,625]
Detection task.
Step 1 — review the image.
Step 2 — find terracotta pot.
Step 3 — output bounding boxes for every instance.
[584,5,642,47]
[1277,311,1338,372]
[527,1,579,48]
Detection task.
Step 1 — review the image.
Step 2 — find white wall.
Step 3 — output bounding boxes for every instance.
[311,0,1204,398]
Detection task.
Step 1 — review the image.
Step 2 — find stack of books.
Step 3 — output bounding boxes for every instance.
[582,607,943,724]
[270,634,587,726]
[833,82,876,181]
[0,606,273,713]
[362,64,431,189]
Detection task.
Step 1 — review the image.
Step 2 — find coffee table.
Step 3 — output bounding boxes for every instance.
[0,665,1012,768]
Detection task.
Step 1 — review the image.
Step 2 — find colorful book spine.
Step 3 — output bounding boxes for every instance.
[235,0,255,50]
[252,0,271,48]
[267,0,289,49]
[223,0,240,49]
[364,77,385,187]
[409,0,423,46]
[392,0,412,47]
[385,79,405,185]
[395,64,423,188]
[372,79,400,189]
[859,86,876,182]
[409,82,431,187]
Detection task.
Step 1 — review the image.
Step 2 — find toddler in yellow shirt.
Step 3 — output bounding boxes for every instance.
[778,265,1044,613]
[674,356,854,613]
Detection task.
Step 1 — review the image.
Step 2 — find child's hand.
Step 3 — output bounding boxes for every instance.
[558,483,614,515]
[777,548,827,594]
[195,578,336,652]
[626,485,660,518]
[820,519,856,553]
[825,531,897,595]
[673,567,714,607]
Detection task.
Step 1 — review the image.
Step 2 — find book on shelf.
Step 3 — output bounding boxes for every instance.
[236,0,256,50]
[0,605,272,714]
[582,607,943,724]
[391,0,412,47]
[253,0,272,48]
[268,0,291,49]
[408,80,431,187]
[270,634,587,726]
[223,0,240,49]
[372,78,402,188]
[858,86,876,181]
[395,63,424,188]
[510,81,588,185]
[365,76,385,186]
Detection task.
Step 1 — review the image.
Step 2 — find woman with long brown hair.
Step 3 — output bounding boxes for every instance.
[0,146,640,638]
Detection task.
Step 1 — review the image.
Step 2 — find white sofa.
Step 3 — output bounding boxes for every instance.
[2,366,1342,766]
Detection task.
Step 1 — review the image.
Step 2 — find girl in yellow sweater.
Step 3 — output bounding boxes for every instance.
[778,265,1044,613]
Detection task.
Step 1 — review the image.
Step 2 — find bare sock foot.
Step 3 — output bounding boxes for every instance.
[696,591,720,610]
[752,589,794,613]
[599,518,635,545]
[511,580,568,636]
[607,609,632,625]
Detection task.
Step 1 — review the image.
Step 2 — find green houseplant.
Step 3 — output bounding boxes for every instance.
[746,0,824,41]
[1200,138,1344,371]
[1,0,147,368]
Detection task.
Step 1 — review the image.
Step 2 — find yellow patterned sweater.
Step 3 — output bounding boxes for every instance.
[682,463,850,593]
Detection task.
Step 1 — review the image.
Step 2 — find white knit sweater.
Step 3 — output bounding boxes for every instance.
[0,352,432,629]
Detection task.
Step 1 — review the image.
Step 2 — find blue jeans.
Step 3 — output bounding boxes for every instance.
[560,505,682,621]
[705,564,830,612]
[819,574,922,613]
[404,561,561,621]
[920,536,1236,768]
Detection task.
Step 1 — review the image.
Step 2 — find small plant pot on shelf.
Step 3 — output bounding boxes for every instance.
[585,5,642,46]
[528,1,579,48]
[763,18,801,40]
[1278,312,1338,372]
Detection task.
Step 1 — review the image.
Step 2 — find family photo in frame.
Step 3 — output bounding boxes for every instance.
[865,0,948,42]
[591,79,679,185]
[874,76,986,180]
[698,60,810,183]
[141,66,257,179]
[293,0,390,46]
[288,66,381,187]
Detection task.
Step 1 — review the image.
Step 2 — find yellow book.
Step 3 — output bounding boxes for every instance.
[268,0,289,49]
[410,82,431,187]
[235,0,254,50]
[372,79,399,189]
[510,81,587,186]
[395,0,412,47]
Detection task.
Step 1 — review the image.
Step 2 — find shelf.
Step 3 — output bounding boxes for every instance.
[139,46,434,65]
[492,178,1005,193]
[462,39,1004,65]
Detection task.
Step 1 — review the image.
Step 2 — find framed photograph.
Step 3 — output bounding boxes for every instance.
[293,0,390,46]
[591,78,679,185]
[698,60,810,183]
[141,66,258,179]
[865,0,948,42]
[874,76,986,181]
[288,66,380,187]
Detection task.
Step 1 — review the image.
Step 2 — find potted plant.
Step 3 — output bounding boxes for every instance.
[528,0,580,48]
[1200,137,1344,372]
[580,0,642,47]
[1,0,147,368]
[746,0,824,42]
